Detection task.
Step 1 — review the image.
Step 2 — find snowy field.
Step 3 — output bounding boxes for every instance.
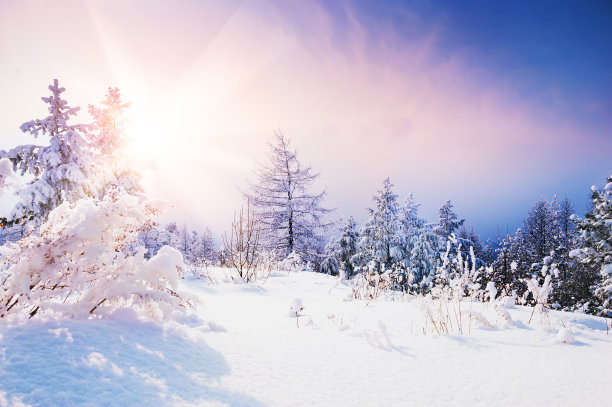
[1,269,611,407]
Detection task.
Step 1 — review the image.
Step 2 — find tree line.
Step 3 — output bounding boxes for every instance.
[0,81,610,320]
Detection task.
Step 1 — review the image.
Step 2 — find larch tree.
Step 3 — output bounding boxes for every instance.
[243,132,331,266]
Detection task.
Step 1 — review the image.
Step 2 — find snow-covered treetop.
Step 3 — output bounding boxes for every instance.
[88,87,130,155]
[435,200,464,239]
[2,79,93,227]
[20,79,86,139]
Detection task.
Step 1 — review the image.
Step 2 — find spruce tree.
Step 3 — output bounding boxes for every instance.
[1,79,93,228]
[88,87,142,198]
[434,200,464,240]
[571,176,612,316]
[354,178,405,273]
[321,216,360,278]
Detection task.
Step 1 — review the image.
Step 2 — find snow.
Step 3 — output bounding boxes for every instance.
[1,270,612,406]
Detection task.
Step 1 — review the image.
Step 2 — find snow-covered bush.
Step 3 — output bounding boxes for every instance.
[278,250,307,273]
[524,273,553,324]
[0,193,193,320]
[351,264,395,300]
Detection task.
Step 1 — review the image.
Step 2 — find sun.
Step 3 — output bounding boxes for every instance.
[122,103,168,165]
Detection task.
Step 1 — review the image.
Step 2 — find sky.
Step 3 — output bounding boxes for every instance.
[0,0,610,242]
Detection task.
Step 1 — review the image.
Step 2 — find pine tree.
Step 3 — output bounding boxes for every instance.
[400,193,426,254]
[1,79,93,228]
[353,178,405,273]
[458,227,486,269]
[195,227,218,266]
[321,216,359,278]
[87,87,142,198]
[243,132,331,267]
[490,233,515,296]
[522,197,558,266]
[407,230,439,293]
[434,200,464,240]
[547,197,591,310]
[571,176,612,316]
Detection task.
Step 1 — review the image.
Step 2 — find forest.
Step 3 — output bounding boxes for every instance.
[0,80,610,321]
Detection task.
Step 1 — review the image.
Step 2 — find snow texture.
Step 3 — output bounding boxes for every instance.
[1,270,611,406]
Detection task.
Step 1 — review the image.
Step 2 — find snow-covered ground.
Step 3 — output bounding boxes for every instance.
[1,269,611,406]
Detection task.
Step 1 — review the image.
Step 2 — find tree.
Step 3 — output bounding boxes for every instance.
[243,132,331,266]
[407,230,439,293]
[0,83,193,320]
[571,176,612,316]
[1,79,93,228]
[522,197,559,266]
[400,193,426,254]
[353,178,405,273]
[490,233,515,297]
[321,216,360,278]
[223,202,261,281]
[434,200,464,240]
[458,227,486,269]
[193,227,218,266]
[546,197,593,311]
[87,87,142,198]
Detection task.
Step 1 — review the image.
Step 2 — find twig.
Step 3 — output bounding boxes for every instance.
[528,293,540,325]
[427,309,441,335]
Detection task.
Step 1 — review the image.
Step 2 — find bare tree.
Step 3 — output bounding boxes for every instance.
[223,201,261,282]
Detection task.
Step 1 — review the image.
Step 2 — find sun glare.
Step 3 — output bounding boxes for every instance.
[122,101,171,166]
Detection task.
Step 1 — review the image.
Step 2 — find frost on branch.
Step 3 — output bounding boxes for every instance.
[0,192,194,320]
[87,87,143,199]
[1,79,93,228]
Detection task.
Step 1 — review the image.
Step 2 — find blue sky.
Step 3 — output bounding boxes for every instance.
[0,0,610,241]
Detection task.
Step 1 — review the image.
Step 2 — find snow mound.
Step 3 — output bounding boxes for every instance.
[555,328,576,344]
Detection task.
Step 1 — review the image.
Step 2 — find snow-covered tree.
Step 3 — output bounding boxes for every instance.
[457,227,486,270]
[353,178,405,274]
[243,132,331,267]
[556,197,577,253]
[87,87,129,155]
[490,234,516,297]
[522,197,559,266]
[1,79,93,228]
[0,193,192,320]
[434,200,464,240]
[399,193,426,253]
[545,197,594,311]
[406,230,439,293]
[87,87,142,198]
[321,216,359,278]
[571,176,612,316]
[192,227,218,266]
